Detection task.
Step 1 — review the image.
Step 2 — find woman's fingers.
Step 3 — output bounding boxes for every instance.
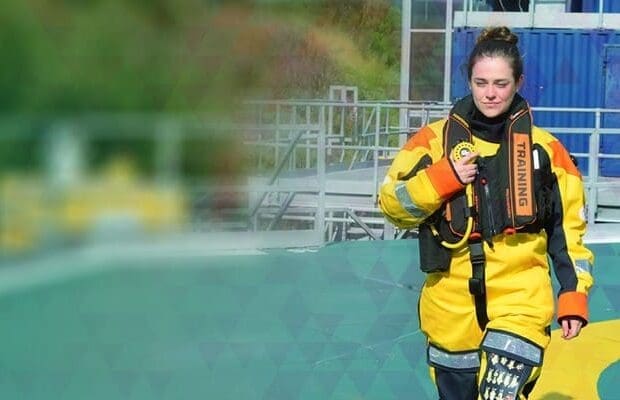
[452,152,479,183]
[561,318,583,340]
[460,152,479,165]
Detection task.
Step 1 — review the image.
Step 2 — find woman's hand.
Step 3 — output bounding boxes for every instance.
[561,318,583,340]
[451,152,479,184]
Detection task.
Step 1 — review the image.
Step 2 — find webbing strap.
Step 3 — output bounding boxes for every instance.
[468,241,489,330]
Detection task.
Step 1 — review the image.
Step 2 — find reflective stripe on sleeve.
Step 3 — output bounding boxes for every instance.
[575,259,592,274]
[395,182,427,219]
[428,344,480,370]
[482,330,542,365]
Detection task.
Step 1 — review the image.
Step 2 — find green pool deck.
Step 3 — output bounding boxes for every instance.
[0,239,618,399]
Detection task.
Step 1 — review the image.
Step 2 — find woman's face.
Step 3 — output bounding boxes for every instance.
[469,56,523,118]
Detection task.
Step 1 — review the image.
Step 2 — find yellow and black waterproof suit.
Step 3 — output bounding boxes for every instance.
[379,94,594,400]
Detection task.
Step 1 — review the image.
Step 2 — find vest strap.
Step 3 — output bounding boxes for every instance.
[468,240,489,330]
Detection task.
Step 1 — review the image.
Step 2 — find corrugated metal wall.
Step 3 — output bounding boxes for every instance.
[451,28,620,176]
[451,28,620,107]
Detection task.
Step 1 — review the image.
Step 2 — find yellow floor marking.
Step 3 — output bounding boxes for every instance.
[531,319,620,400]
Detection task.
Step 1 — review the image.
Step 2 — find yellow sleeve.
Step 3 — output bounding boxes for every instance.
[379,123,464,229]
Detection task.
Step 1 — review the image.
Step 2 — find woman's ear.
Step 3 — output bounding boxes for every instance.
[516,74,524,91]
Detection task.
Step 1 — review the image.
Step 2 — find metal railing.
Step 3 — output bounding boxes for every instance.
[243,99,620,241]
[1,102,618,253]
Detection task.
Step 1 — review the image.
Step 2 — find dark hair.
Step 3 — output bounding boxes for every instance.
[467,26,523,82]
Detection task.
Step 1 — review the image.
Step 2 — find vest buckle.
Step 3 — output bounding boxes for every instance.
[469,277,485,296]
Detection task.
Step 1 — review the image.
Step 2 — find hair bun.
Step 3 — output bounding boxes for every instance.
[476,26,518,46]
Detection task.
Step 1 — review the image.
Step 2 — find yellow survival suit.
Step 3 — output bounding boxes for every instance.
[379,94,594,400]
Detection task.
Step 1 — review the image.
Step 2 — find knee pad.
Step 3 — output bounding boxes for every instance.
[479,329,543,400]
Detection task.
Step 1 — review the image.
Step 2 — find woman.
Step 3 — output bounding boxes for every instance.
[379,27,594,400]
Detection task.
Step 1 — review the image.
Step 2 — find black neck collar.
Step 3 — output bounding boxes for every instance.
[470,109,508,143]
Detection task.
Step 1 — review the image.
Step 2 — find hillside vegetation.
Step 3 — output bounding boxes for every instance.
[0,0,401,114]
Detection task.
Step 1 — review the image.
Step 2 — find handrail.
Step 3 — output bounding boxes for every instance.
[247,127,309,219]
[246,99,620,231]
[1,102,619,248]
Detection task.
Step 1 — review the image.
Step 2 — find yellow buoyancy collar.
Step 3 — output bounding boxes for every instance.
[436,93,539,242]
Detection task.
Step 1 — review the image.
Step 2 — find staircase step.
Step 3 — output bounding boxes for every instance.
[596,207,620,223]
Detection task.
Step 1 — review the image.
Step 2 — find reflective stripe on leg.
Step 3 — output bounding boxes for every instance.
[427,344,481,400]
[427,343,480,372]
[481,329,543,366]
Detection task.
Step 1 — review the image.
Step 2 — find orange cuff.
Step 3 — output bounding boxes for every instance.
[425,157,463,199]
[557,291,588,325]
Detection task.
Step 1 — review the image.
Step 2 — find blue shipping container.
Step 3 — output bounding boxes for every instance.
[581,0,620,12]
[451,28,620,176]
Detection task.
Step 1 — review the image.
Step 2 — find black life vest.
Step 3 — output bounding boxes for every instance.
[435,93,542,244]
